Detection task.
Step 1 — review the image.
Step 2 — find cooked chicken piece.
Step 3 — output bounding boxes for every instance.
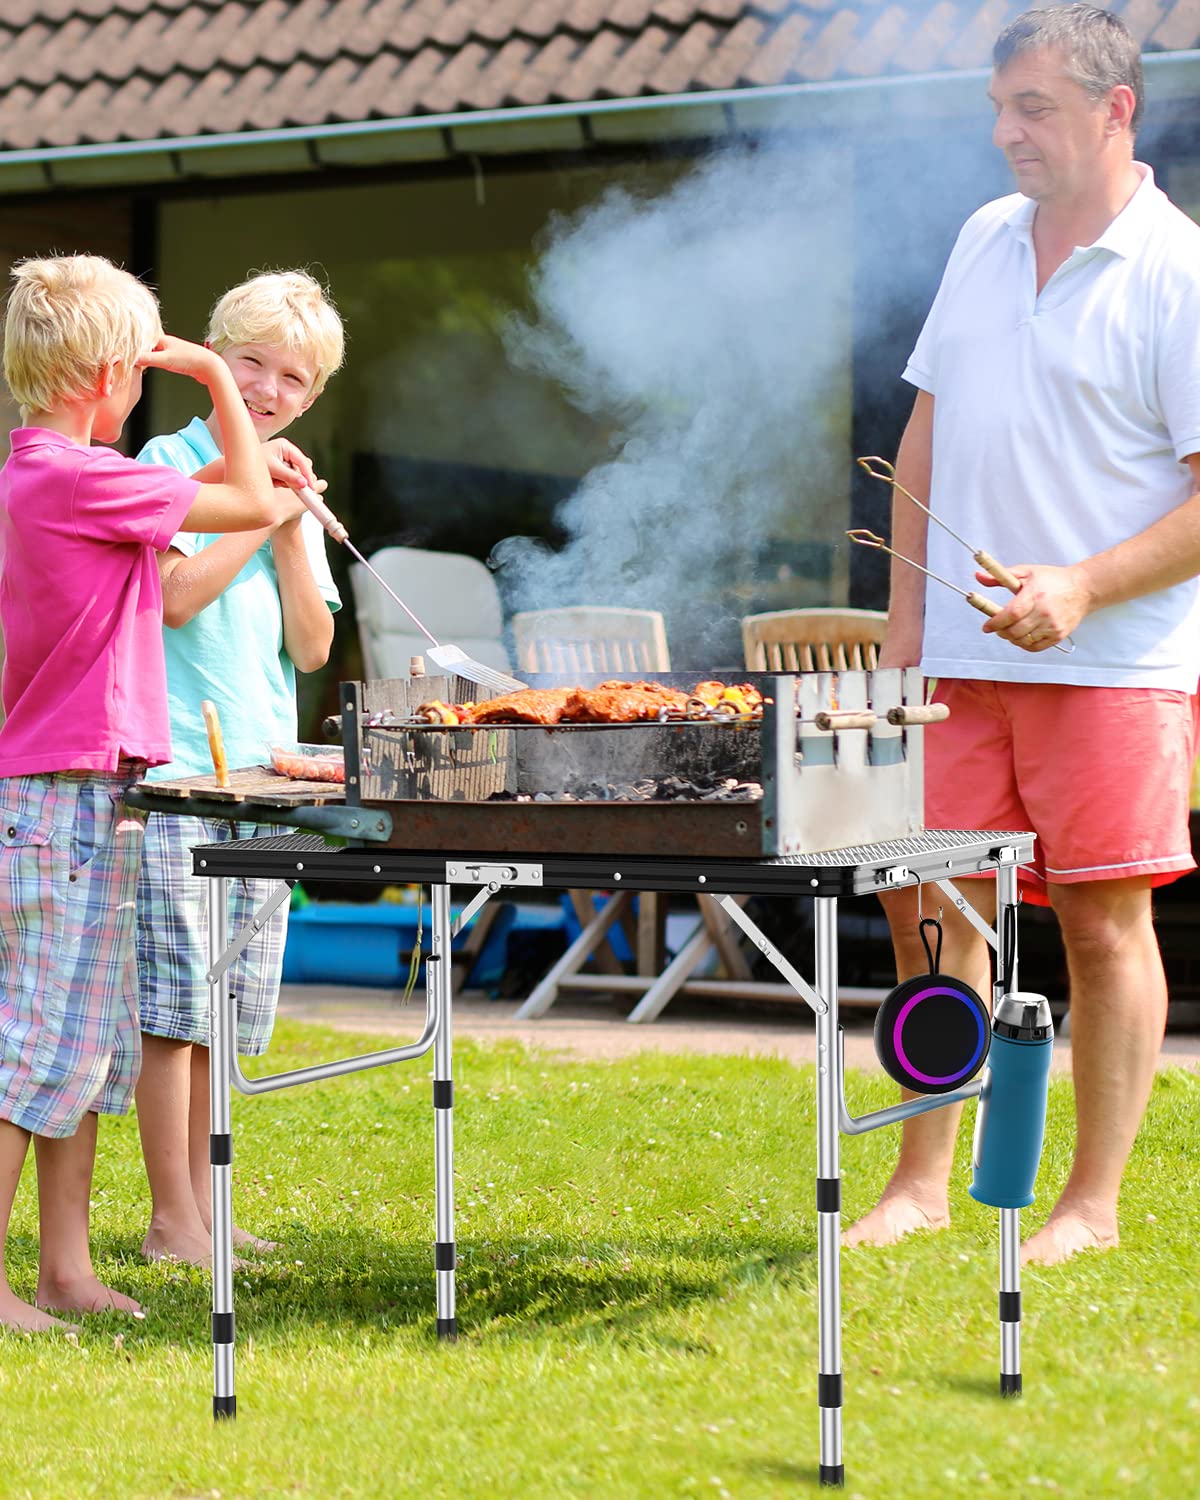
[466,688,573,725]
[561,683,691,722]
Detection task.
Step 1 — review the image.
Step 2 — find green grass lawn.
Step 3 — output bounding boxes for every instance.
[2,1019,1197,1500]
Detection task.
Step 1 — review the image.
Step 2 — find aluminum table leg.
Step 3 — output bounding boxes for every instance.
[815,897,843,1487]
[207,877,237,1419]
[431,884,457,1338]
[995,865,1022,1396]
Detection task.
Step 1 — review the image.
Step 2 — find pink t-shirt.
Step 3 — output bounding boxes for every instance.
[0,428,200,775]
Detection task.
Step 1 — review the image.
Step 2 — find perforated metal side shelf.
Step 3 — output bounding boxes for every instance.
[191,828,1035,898]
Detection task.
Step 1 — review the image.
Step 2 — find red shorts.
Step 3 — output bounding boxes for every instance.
[925,680,1199,907]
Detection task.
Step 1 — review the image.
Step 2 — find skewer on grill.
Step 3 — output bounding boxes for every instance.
[846,529,1074,655]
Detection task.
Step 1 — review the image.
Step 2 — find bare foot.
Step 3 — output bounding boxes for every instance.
[141,1223,215,1268]
[0,1287,79,1334]
[1021,1207,1118,1267]
[36,1276,145,1319]
[842,1189,951,1248]
[232,1225,278,1255]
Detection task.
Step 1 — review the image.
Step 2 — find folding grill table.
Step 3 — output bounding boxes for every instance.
[158,814,1035,1489]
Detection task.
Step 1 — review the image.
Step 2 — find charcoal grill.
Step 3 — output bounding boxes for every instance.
[127,668,1039,1488]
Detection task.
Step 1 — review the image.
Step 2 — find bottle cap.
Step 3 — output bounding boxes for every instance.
[994,991,1053,1040]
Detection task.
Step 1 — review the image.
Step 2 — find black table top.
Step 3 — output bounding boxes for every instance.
[189,829,1035,899]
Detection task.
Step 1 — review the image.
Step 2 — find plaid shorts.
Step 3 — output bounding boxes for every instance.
[136,814,289,1056]
[0,768,147,1139]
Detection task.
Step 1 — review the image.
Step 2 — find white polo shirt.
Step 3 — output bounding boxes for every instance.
[904,164,1200,689]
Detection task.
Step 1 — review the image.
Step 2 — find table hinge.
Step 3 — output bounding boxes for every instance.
[445,861,544,889]
[990,845,1020,865]
[875,864,910,887]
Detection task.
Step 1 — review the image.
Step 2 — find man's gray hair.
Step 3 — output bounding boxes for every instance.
[994,5,1144,132]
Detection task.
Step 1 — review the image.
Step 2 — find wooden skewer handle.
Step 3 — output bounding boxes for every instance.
[814,710,878,731]
[967,591,1003,618]
[886,704,951,726]
[973,549,1022,594]
[201,699,230,788]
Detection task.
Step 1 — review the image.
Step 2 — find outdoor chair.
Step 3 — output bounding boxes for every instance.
[350,546,511,990]
[741,606,887,672]
[350,546,510,680]
[742,605,892,1013]
[513,606,768,1023]
[511,606,671,675]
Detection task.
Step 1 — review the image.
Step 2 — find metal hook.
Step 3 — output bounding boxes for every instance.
[916,882,943,924]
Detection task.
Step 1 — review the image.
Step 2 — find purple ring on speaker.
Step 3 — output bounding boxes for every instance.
[893,985,986,1086]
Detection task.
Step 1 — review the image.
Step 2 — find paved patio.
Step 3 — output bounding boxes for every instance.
[277,984,1200,1072]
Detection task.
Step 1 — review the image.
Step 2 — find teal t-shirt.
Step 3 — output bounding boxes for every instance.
[138,417,341,781]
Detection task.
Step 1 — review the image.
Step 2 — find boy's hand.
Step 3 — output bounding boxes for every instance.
[263,438,325,495]
[273,484,308,526]
[138,335,220,383]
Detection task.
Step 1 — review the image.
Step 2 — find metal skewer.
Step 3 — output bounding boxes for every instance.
[846,529,1074,654]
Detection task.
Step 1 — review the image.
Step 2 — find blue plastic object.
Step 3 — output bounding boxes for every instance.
[969,993,1055,1210]
[281,901,517,989]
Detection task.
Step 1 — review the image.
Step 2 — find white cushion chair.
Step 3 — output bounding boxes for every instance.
[350,546,511,679]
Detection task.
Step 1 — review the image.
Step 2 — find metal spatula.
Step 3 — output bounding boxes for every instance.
[297,485,526,695]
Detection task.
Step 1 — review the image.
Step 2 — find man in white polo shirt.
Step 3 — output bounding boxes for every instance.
[847,6,1200,1265]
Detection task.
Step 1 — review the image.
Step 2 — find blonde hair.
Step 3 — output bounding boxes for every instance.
[3,254,161,414]
[206,269,344,398]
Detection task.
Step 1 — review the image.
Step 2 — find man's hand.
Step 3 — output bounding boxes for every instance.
[979,563,1093,651]
[138,335,221,383]
[263,438,325,495]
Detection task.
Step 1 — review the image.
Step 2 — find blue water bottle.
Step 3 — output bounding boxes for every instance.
[969,992,1055,1210]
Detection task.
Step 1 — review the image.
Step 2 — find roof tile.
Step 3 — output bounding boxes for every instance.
[605,23,672,94]
[695,14,765,87]
[1,1,1199,151]
[649,19,721,92]
[744,12,811,84]
[901,0,960,75]
[845,4,913,77]
[1148,1,1200,49]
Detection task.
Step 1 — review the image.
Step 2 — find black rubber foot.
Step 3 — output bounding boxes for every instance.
[819,1464,845,1487]
[213,1395,236,1420]
[436,1317,458,1341]
[1001,1372,1023,1397]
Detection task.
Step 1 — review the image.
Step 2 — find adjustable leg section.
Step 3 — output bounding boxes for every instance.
[431,884,457,1340]
[1000,1209,1021,1396]
[207,878,237,1419]
[995,867,1021,1397]
[814,898,844,1487]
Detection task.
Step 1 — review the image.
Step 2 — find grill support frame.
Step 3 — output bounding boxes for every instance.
[191,829,1034,1486]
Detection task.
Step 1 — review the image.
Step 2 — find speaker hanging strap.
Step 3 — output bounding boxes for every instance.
[919,916,943,976]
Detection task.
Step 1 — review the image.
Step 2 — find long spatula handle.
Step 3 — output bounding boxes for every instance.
[297,485,441,649]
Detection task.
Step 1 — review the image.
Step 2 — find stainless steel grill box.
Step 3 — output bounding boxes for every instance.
[343,667,929,858]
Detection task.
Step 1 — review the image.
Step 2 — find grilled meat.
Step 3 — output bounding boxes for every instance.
[465,688,573,725]
[560,680,690,723]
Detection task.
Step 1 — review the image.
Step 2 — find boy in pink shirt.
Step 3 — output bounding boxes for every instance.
[0,254,295,1331]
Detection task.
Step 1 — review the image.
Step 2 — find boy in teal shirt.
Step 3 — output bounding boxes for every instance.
[135,271,345,1263]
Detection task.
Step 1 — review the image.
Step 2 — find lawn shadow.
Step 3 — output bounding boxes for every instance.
[98,1228,818,1352]
[930,1370,1010,1400]
[739,1459,827,1489]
